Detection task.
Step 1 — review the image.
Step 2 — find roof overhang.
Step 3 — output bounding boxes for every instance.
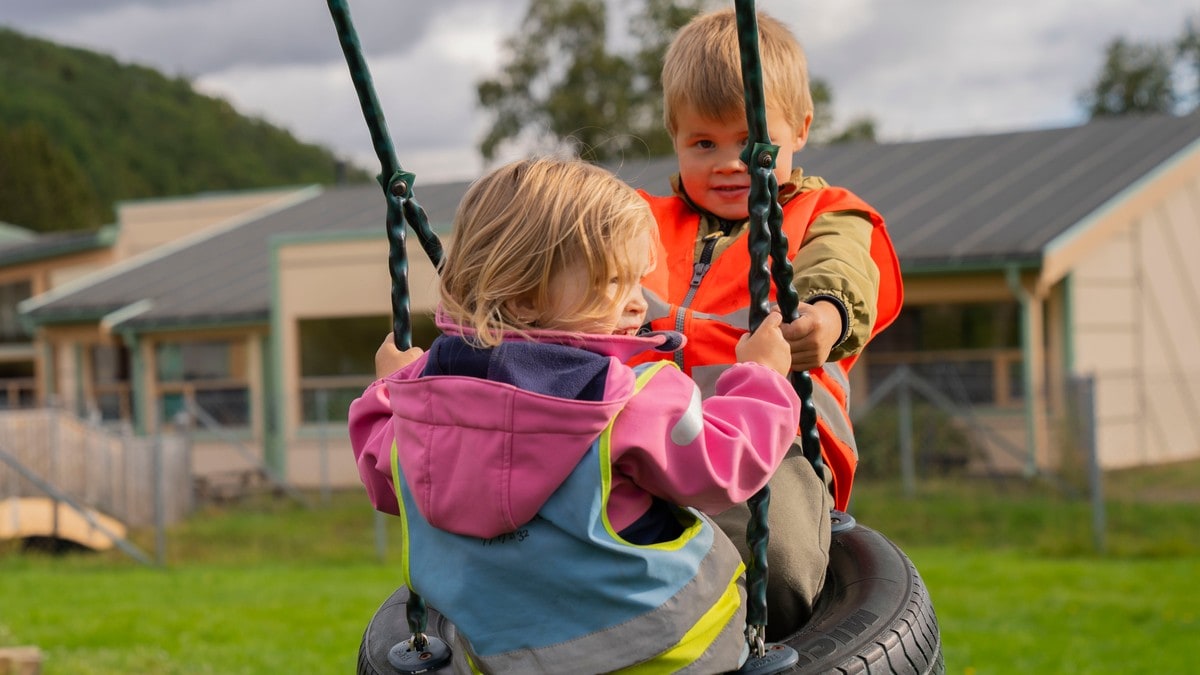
[1040,134,1200,293]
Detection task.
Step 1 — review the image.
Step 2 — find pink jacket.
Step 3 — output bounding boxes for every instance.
[348,323,801,539]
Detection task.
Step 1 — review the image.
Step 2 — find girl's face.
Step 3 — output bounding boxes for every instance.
[672,103,809,221]
[541,228,654,336]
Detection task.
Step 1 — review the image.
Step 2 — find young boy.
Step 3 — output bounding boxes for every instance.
[632,8,903,635]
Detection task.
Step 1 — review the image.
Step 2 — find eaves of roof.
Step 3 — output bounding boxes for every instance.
[899,253,1043,276]
[0,225,117,267]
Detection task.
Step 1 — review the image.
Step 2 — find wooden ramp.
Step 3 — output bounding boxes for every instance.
[0,497,127,551]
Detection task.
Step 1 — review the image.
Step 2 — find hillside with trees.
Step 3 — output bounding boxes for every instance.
[0,27,368,233]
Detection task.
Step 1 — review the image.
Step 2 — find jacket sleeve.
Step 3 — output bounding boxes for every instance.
[347,379,401,515]
[792,209,879,361]
[609,361,801,515]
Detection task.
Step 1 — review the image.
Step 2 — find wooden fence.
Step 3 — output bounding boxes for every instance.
[0,408,192,528]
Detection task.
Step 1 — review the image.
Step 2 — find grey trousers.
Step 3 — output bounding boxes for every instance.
[713,447,833,641]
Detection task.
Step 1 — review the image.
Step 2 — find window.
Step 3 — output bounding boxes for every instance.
[298,313,437,424]
[155,339,249,427]
[0,361,35,409]
[869,302,1020,353]
[866,302,1024,406]
[0,280,32,344]
[92,344,131,421]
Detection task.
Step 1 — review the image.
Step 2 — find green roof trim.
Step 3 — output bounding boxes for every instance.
[0,225,117,267]
[898,255,1042,276]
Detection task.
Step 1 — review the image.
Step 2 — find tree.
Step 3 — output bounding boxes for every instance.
[1080,37,1177,117]
[828,117,877,144]
[478,0,718,163]
[1177,14,1200,111]
[1079,13,1200,120]
[476,0,873,162]
[627,0,715,157]
[808,79,877,145]
[809,78,834,142]
[0,123,105,232]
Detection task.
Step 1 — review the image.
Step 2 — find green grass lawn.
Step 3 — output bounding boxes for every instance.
[913,550,1197,674]
[0,493,408,674]
[2,462,1199,674]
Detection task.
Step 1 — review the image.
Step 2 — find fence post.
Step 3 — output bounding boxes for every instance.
[152,429,166,562]
[1076,375,1106,553]
[897,367,916,498]
[48,406,61,538]
[317,388,331,505]
[49,406,60,484]
[173,410,195,518]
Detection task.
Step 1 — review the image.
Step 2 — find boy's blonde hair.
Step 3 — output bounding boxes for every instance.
[662,8,811,137]
[440,157,656,347]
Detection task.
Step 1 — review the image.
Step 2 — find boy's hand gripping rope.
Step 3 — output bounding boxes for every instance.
[326,1,446,667]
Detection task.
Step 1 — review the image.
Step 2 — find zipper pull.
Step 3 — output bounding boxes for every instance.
[690,237,718,288]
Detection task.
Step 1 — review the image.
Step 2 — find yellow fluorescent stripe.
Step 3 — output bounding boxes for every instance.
[390,440,412,588]
[614,563,746,674]
[600,360,698,552]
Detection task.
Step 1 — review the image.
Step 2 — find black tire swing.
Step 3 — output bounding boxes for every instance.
[327,1,943,672]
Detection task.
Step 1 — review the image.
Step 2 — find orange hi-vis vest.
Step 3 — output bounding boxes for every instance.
[634,188,903,510]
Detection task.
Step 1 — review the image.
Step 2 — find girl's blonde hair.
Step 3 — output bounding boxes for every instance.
[662,8,811,136]
[439,157,655,347]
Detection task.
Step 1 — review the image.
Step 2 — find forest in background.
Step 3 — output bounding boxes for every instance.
[0,28,369,233]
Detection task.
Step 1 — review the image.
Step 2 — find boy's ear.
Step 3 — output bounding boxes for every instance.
[795,112,814,149]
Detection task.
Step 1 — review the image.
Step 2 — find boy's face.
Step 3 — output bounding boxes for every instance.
[672,104,810,221]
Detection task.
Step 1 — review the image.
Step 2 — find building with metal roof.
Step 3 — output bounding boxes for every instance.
[9,111,1200,488]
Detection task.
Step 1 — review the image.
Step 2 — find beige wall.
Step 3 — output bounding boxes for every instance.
[38,324,107,412]
[902,273,1016,304]
[1069,167,1200,468]
[275,235,442,487]
[113,188,307,260]
[1,248,114,297]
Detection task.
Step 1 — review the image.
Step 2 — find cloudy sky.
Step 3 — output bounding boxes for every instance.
[2,1,1195,182]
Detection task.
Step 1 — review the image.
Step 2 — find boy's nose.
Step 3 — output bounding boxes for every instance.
[715,151,746,173]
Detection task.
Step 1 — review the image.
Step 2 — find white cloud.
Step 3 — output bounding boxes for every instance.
[5,0,1198,183]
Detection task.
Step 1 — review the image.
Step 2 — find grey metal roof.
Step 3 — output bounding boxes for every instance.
[20,181,468,328]
[619,111,1200,272]
[18,111,1200,330]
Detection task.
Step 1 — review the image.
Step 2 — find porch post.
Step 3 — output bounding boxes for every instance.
[1007,265,1049,475]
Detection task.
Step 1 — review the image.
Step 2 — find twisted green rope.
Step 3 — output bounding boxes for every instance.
[327,0,444,353]
[326,0,443,649]
[734,0,777,646]
[735,0,822,649]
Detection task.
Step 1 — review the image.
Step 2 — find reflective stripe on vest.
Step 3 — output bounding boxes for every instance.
[635,189,902,510]
[392,361,748,674]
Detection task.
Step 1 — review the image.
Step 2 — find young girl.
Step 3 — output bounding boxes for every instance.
[349,157,800,673]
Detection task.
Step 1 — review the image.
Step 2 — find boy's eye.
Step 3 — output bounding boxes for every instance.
[695,139,715,149]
